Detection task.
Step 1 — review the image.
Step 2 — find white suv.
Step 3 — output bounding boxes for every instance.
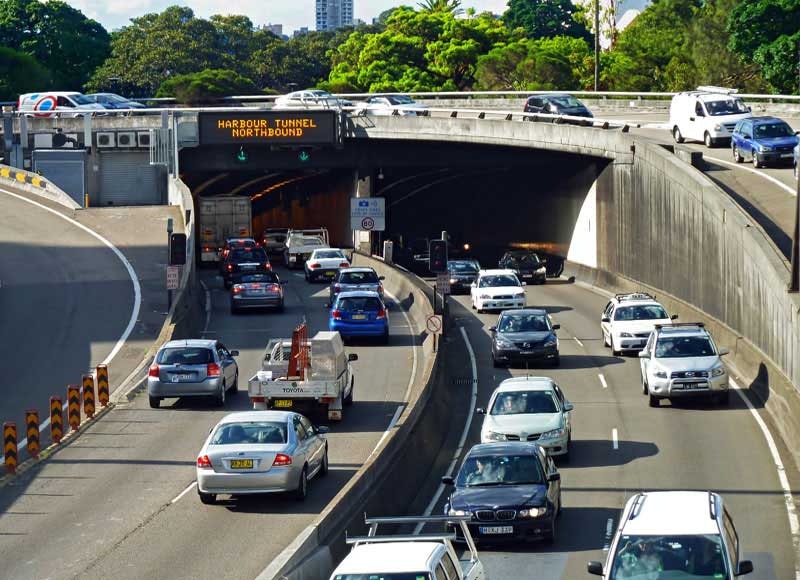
[601,293,676,355]
[588,491,754,579]
[470,269,526,313]
[669,86,752,147]
[639,323,730,407]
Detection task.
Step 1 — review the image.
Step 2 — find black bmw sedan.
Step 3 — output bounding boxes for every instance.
[490,309,560,367]
[443,442,561,544]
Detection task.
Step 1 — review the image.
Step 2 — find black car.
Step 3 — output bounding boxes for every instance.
[498,251,547,284]
[490,309,560,367]
[447,260,479,294]
[443,442,561,544]
[523,94,593,119]
[222,247,271,289]
[219,237,257,274]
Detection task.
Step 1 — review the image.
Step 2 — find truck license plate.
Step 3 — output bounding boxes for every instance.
[479,526,513,535]
[230,459,253,469]
[274,399,293,408]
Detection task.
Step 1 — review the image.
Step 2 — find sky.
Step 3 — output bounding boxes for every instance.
[65,1,511,33]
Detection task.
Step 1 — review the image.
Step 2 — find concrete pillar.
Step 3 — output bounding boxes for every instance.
[353,170,372,253]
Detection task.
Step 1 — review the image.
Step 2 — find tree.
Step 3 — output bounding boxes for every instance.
[0,0,109,88]
[250,30,341,92]
[503,0,590,40]
[417,0,463,15]
[0,46,50,100]
[156,68,260,104]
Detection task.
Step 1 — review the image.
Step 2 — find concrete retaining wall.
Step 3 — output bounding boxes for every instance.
[0,163,78,209]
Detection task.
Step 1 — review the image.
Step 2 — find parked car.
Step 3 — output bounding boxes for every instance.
[588,491,753,579]
[600,292,676,355]
[447,260,479,294]
[355,94,428,116]
[470,269,526,314]
[639,322,731,407]
[731,116,800,168]
[195,410,329,504]
[523,94,593,118]
[304,248,350,282]
[147,339,239,408]
[329,291,389,344]
[670,86,752,147]
[477,376,572,457]
[222,247,271,289]
[490,309,560,368]
[442,442,562,544]
[86,93,147,110]
[497,251,547,285]
[328,267,384,306]
[18,91,106,116]
[273,89,344,110]
[230,272,286,314]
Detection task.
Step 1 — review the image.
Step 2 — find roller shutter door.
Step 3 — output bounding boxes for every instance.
[98,152,163,206]
[32,150,86,206]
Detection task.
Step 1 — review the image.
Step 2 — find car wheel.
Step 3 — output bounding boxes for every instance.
[649,394,660,408]
[304,270,309,281]
[344,378,354,406]
[754,155,763,168]
[294,467,308,501]
[215,383,226,407]
[149,395,161,409]
[733,145,743,163]
[277,301,285,312]
[381,331,389,345]
[230,372,238,393]
[320,446,329,477]
[471,299,476,310]
[611,337,621,356]
[704,132,715,148]
[673,126,684,143]
[198,491,217,505]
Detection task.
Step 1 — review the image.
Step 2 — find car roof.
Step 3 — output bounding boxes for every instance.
[466,441,542,457]
[499,308,547,317]
[340,267,376,274]
[750,116,786,125]
[496,376,555,392]
[162,339,217,349]
[334,542,442,573]
[479,269,517,276]
[311,247,344,253]
[654,324,708,338]
[336,290,381,299]
[620,491,721,536]
[217,411,293,424]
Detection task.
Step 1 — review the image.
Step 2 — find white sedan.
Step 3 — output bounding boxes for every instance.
[304,248,350,282]
[470,269,527,313]
[273,89,345,110]
[354,95,428,116]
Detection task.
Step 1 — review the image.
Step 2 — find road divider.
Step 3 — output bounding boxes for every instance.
[4,422,17,474]
[82,374,96,419]
[25,410,40,458]
[97,365,110,407]
[68,385,81,431]
[0,164,79,208]
[50,397,63,444]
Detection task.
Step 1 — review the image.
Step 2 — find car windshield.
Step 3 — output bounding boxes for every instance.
[754,122,795,138]
[449,261,478,273]
[480,275,520,287]
[340,271,378,284]
[507,254,542,268]
[705,98,748,116]
[211,421,287,445]
[387,95,414,105]
[498,314,550,332]
[655,336,716,358]
[157,347,213,365]
[491,390,559,415]
[230,249,267,262]
[338,297,382,311]
[265,233,286,242]
[237,273,279,284]
[609,534,729,580]
[614,305,668,321]
[458,454,544,487]
[313,250,345,260]
[71,94,94,105]
[333,575,431,580]
[550,96,583,108]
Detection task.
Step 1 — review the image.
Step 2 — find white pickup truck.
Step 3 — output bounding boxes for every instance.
[284,227,330,269]
[330,515,485,580]
[247,330,357,421]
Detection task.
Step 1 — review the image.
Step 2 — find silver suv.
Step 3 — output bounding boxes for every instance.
[588,491,753,579]
[639,323,730,407]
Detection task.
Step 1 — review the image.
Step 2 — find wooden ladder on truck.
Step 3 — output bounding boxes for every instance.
[287,322,310,380]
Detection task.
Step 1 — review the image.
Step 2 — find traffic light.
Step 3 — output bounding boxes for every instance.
[298,148,311,162]
[236,146,248,163]
[169,233,187,265]
[429,239,448,273]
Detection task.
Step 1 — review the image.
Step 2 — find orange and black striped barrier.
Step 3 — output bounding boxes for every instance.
[4,422,17,474]
[67,385,81,431]
[50,396,63,443]
[25,410,40,458]
[97,364,109,407]
[82,374,95,420]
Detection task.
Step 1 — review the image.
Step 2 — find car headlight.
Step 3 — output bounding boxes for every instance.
[544,335,557,347]
[479,294,491,299]
[714,124,721,131]
[495,337,514,348]
[450,278,458,284]
[519,506,547,518]
[620,332,634,338]
[711,365,726,377]
[484,430,507,441]
[761,145,774,152]
[654,369,669,379]
[541,427,566,440]
[448,508,470,516]
[536,266,546,274]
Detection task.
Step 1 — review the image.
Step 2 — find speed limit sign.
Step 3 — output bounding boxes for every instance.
[361,217,375,230]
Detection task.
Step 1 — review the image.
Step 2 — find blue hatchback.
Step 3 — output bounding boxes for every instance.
[329,291,389,344]
[731,116,799,168]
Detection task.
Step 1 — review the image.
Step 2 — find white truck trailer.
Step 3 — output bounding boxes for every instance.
[198,196,253,263]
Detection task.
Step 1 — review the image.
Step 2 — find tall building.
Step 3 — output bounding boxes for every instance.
[316,0,353,31]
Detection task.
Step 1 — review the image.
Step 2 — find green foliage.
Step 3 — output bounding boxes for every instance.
[156,68,260,104]
[250,29,342,92]
[417,0,463,14]
[0,0,109,89]
[503,0,590,40]
[0,45,50,100]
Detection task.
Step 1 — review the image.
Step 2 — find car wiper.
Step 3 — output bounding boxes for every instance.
[504,481,543,485]
[467,482,505,487]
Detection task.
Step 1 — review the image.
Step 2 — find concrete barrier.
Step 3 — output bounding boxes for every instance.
[0,164,78,209]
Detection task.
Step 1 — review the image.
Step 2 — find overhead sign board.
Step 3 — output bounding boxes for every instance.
[350,198,386,231]
[199,111,338,145]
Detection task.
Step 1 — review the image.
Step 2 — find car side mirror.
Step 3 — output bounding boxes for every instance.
[476,408,485,415]
[264,354,271,362]
[718,347,730,356]
[547,472,561,482]
[736,560,754,575]
[601,317,610,323]
[441,476,455,485]
[563,402,574,412]
[521,282,527,286]
[347,353,359,362]
[208,427,214,434]
[587,561,604,576]
[229,350,239,357]
[471,282,477,287]
[552,324,560,330]
[489,326,497,332]
[670,314,678,320]
[379,276,385,280]
[747,106,752,113]
[316,425,330,434]
[638,351,649,358]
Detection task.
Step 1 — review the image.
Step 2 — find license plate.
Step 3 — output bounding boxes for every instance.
[274,399,293,408]
[171,374,191,382]
[325,271,335,277]
[230,459,253,469]
[479,526,513,535]
[241,265,256,270]
[249,290,266,295]
[352,314,367,320]
[781,153,793,158]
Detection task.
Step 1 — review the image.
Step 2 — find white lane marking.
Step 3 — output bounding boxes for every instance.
[598,373,608,389]
[369,405,405,458]
[415,326,478,534]
[573,336,584,348]
[384,290,419,405]
[704,155,797,196]
[731,378,800,579]
[292,273,304,278]
[200,279,211,335]
[171,481,197,504]
[1,188,142,451]
[612,428,619,450]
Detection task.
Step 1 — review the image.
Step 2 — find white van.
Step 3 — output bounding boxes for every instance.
[669,86,752,147]
[18,92,107,117]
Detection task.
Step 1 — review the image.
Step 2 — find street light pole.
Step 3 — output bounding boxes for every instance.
[594,0,600,91]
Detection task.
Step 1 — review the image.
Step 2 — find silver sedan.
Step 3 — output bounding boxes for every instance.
[196,411,329,504]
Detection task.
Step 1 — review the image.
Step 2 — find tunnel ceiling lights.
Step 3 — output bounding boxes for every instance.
[250,172,320,201]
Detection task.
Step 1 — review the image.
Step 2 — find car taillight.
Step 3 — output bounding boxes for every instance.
[273,453,292,466]
[197,455,212,469]
[310,263,320,269]
[207,363,220,377]
[269,284,281,292]
[334,284,341,293]
[377,284,384,294]
[339,262,350,268]
[227,264,233,271]
[376,309,386,319]
[148,364,159,377]
[264,262,272,270]
[332,309,342,320]
[232,286,242,294]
